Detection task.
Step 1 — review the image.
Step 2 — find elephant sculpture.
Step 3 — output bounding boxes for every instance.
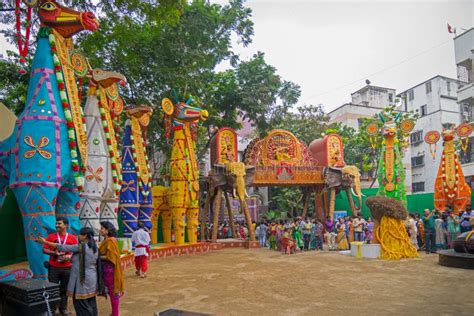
[206,161,256,242]
[323,165,363,219]
[151,185,172,244]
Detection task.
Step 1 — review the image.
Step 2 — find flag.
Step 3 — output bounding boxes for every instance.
[447,23,456,34]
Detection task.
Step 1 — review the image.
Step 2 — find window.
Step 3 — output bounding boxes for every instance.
[410,130,423,144]
[408,90,414,101]
[426,81,432,94]
[420,104,427,117]
[447,81,451,94]
[411,155,425,167]
[462,104,472,122]
[388,93,393,102]
[412,182,425,193]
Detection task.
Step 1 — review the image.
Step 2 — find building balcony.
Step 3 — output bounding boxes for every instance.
[461,162,474,177]
[457,82,474,103]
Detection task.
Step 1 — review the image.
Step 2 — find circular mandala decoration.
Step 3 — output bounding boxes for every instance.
[424,131,440,144]
[113,96,124,115]
[400,119,415,133]
[139,113,150,127]
[162,98,174,115]
[71,53,89,78]
[385,182,395,192]
[456,123,473,138]
[106,83,119,101]
[366,122,378,136]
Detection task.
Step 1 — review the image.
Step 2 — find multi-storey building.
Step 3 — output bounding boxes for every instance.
[454,28,474,189]
[397,75,460,194]
[329,85,397,129]
[329,84,412,191]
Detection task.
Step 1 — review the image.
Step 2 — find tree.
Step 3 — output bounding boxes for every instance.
[0,57,28,115]
[0,0,303,190]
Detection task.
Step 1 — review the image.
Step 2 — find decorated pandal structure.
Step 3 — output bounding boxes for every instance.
[244,129,325,186]
[204,128,362,233]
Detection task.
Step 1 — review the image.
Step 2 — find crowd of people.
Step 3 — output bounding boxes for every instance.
[225,208,474,255]
[407,208,473,254]
[212,221,252,239]
[250,214,373,253]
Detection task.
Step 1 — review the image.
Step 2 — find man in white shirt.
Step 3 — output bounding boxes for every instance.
[353,213,366,242]
[131,221,151,278]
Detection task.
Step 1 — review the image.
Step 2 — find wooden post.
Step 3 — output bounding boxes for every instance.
[211,188,222,242]
[200,189,212,242]
[313,187,324,223]
[224,192,237,238]
[302,191,310,219]
[241,199,256,241]
[329,187,336,220]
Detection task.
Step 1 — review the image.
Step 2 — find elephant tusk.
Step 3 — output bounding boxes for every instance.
[245,189,249,198]
[233,188,237,198]
[352,187,365,197]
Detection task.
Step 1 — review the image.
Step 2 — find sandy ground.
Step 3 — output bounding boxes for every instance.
[94,248,472,316]
[3,247,473,315]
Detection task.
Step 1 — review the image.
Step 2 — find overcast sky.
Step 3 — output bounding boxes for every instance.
[1,0,472,113]
[215,0,473,112]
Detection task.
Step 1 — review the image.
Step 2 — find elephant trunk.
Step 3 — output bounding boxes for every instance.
[351,176,363,211]
[351,188,362,211]
[236,175,246,201]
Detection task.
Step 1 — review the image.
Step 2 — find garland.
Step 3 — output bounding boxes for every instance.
[97,87,122,195]
[46,28,86,190]
[15,0,32,69]
[130,118,151,196]
[50,29,89,168]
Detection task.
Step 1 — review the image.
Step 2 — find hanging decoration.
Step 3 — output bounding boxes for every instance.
[456,122,472,153]
[424,130,440,159]
[15,0,33,73]
[366,122,378,150]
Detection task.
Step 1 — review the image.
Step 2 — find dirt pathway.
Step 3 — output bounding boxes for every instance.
[97,248,473,316]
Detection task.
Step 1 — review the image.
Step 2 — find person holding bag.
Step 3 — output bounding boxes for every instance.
[99,221,124,316]
[37,227,99,316]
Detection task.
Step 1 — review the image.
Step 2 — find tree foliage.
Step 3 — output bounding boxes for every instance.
[0,58,28,115]
[0,1,302,188]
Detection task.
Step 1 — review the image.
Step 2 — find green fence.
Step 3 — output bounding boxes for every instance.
[335,188,474,218]
[0,189,27,266]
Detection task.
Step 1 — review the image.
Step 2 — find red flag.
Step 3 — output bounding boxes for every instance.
[447,23,455,34]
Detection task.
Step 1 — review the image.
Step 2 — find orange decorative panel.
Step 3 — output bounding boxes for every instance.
[211,127,238,165]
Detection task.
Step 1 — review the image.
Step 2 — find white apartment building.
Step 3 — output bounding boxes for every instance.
[397,75,460,194]
[454,28,474,189]
[329,85,397,129]
[329,84,412,192]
